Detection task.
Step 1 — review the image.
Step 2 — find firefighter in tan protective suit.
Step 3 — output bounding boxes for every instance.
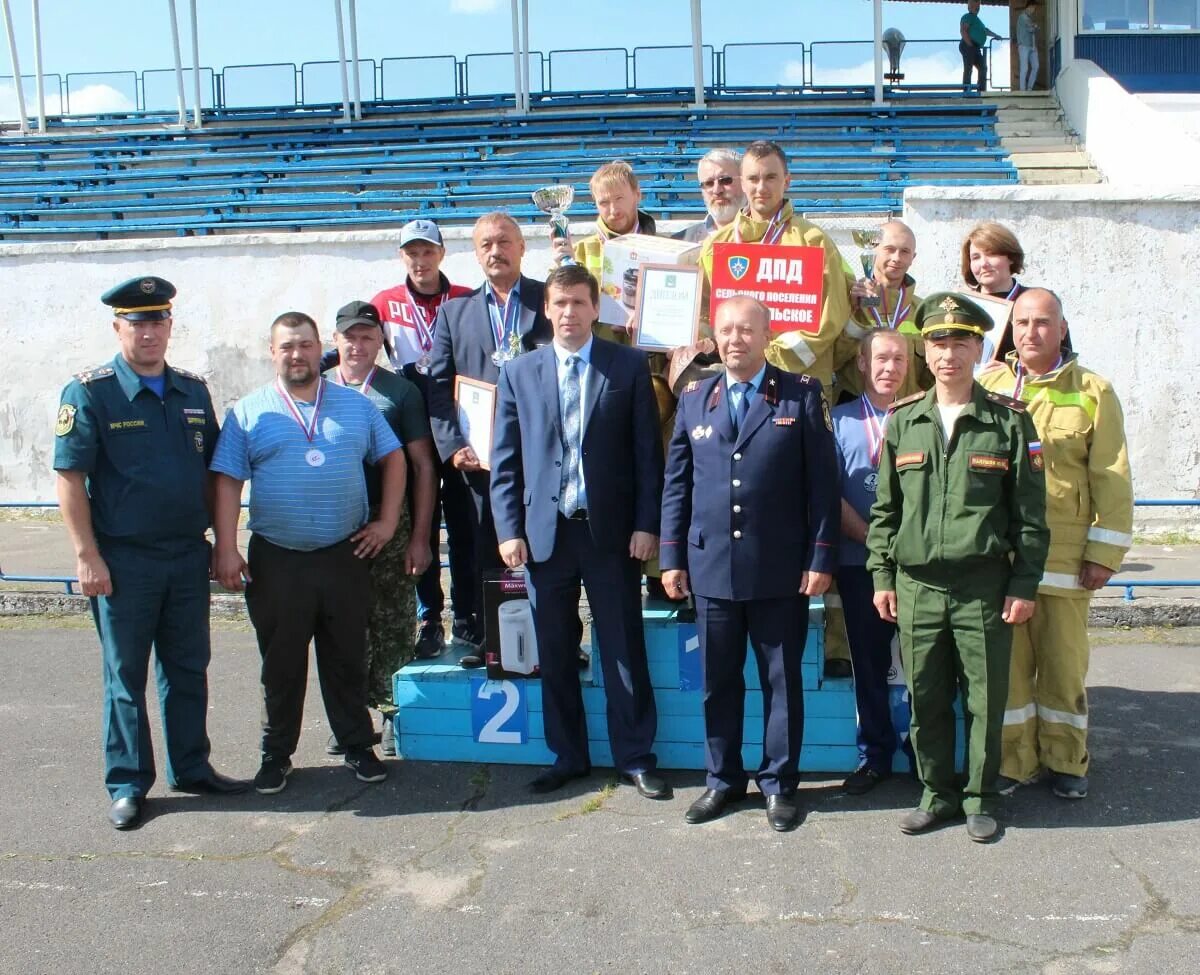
[978,288,1132,800]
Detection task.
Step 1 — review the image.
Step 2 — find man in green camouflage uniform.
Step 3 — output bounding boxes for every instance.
[324,301,437,756]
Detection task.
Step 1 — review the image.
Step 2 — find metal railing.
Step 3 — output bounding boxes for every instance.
[3,498,1195,601]
[0,37,1009,122]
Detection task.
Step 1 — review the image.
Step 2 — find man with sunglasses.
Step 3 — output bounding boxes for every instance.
[674,149,747,244]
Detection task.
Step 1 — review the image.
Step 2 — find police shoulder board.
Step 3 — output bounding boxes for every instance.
[985,390,1027,413]
[170,365,208,384]
[73,365,115,384]
[887,391,925,414]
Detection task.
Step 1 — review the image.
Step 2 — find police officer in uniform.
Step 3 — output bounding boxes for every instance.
[54,277,247,830]
[867,292,1049,843]
[661,296,840,832]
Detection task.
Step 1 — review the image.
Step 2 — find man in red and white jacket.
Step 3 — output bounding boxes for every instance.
[372,220,478,659]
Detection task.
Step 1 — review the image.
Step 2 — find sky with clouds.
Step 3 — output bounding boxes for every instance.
[0,1,1013,118]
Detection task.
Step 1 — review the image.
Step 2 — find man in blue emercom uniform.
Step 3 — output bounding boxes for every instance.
[54,276,247,831]
[211,311,406,796]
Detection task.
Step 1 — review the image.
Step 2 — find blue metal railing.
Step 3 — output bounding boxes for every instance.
[1107,500,1200,601]
[1,36,1009,123]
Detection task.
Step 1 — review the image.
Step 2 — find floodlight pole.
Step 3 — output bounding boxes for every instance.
[690,0,705,109]
[348,0,361,120]
[519,0,530,113]
[168,0,188,125]
[873,0,885,105]
[333,0,352,123]
[1,0,29,134]
[189,0,202,127]
[30,0,45,132]
[509,0,523,114]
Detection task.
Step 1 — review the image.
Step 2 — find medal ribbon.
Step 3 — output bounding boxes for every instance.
[404,289,442,352]
[488,286,521,355]
[334,365,377,395]
[276,377,325,443]
[861,395,889,467]
[869,281,909,330]
[732,201,788,246]
[1013,354,1063,400]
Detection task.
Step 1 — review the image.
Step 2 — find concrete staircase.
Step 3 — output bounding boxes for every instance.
[992,91,1103,185]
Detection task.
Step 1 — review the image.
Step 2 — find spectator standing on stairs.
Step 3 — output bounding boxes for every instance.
[960,0,1002,94]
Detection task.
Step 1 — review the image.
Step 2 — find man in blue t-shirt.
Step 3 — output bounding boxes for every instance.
[960,0,1003,93]
[211,312,405,796]
[831,329,910,795]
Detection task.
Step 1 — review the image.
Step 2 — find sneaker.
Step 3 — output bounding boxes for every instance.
[415,620,445,660]
[1051,772,1088,799]
[325,734,346,756]
[451,616,484,649]
[842,765,889,795]
[994,775,1023,796]
[345,747,388,783]
[254,755,292,795]
[380,715,396,757]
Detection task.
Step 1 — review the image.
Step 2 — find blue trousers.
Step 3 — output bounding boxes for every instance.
[836,564,897,773]
[92,539,212,800]
[525,517,657,775]
[695,593,808,795]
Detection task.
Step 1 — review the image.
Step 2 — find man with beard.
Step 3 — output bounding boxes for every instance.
[674,148,746,244]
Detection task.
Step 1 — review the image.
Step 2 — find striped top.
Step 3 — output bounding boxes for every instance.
[211,379,401,552]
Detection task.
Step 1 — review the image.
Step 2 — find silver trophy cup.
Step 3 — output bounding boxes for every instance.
[851,229,883,308]
[532,185,575,261]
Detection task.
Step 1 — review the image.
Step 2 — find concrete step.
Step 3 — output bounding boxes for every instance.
[1020,169,1104,185]
[1001,136,1083,152]
[1008,150,1095,169]
[994,121,1069,138]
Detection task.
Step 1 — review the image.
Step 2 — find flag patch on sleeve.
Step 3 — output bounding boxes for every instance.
[1028,441,1044,471]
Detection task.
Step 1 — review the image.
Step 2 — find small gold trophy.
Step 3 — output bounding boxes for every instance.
[851,229,882,308]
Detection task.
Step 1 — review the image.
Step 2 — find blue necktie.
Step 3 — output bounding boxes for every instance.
[560,354,582,516]
[732,381,751,434]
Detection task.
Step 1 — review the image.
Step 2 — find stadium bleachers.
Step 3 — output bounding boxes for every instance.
[0,96,1018,240]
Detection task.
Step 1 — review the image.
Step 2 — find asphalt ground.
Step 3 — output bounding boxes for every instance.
[1,619,1198,975]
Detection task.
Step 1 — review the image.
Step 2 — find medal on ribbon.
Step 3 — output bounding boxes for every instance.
[861,395,889,467]
[489,287,522,367]
[276,377,327,467]
[405,290,441,374]
[869,282,909,331]
[732,201,789,246]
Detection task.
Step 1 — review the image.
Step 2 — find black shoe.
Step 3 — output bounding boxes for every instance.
[415,620,445,660]
[451,616,483,649]
[254,755,292,795]
[824,658,853,679]
[345,747,388,783]
[172,770,250,795]
[966,813,999,842]
[684,787,747,824]
[528,766,589,794]
[842,765,890,796]
[622,771,671,800]
[108,796,143,830]
[380,715,396,757]
[899,807,951,835]
[326,734,346,756]
[458,653,484,669]
[765,792,800,832]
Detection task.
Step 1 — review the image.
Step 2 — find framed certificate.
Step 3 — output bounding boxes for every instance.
[454,376,497,471]
[952,290,1014,367]
[631,263,703,352]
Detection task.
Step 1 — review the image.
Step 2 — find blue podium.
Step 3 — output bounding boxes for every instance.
[394,599,922,773]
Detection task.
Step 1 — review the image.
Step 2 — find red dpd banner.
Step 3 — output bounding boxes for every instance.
[710,242,826,334]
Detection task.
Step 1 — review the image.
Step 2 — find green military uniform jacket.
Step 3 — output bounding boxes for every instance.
[866,382,1049,600]
[53,354,218,546]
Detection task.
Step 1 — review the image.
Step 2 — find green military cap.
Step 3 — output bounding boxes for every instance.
[101,276,176,321]
[916,291,993,340]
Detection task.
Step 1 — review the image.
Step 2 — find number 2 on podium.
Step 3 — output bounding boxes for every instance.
[473,679,527,744]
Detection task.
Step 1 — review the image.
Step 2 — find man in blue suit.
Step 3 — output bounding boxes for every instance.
[490,265,667,799]
[427,212,554,661]
[661,296,840,831]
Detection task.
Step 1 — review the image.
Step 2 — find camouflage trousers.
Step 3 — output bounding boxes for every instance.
[367,506,415,717]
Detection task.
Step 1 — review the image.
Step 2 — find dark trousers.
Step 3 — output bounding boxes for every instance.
[415,457,477,623]
[960,41,986,91]
[92,539,213,799]
[836,564,897,773]
[245,534,374,758]
[525,516,657,775]
[463,469,503,638]
[695,593,808,796]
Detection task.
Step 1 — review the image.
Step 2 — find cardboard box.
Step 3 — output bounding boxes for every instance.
[482,570,540,680]
[597,234,701,326]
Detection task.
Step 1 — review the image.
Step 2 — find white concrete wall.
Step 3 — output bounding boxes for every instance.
[904,184,1200,531]
[4,195,1198,531]
[1057,58,1200,185]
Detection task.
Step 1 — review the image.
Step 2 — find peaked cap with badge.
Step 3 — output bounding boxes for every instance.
[916,291,993,341]
[102,276,176,321]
